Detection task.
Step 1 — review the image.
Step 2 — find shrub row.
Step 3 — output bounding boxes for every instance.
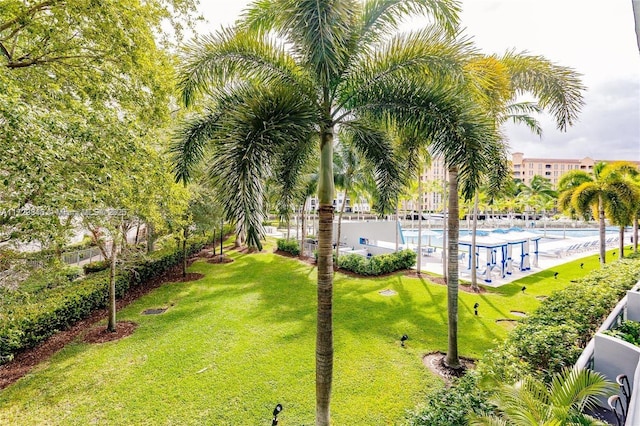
[276,238,300,256]
[481,258,640,383]
[337,249,416,276]
[408,256,640,424]
[83,260,110,274]
[0,237,208,364]
[603,320,640,346]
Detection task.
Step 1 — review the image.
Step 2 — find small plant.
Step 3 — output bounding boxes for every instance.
[604,320,640,346]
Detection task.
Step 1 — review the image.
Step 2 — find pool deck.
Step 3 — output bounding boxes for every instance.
[415,234,631,287]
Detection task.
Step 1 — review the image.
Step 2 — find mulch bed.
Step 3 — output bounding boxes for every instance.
[82,321,138,344]
[422,351,476,384]
[0,246,211,390]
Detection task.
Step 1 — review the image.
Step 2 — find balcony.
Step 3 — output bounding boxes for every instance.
[574,281,640,425]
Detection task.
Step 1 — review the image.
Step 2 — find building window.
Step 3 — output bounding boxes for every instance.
[545,164,551,168]
[545,171,551,176]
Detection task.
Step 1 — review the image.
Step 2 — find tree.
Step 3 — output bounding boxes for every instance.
[469,368,613,426]
[558,162,639,264]
[517,175,557,226]
[170,1,470,423]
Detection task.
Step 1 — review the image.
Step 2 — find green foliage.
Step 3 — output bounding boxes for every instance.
[480,258,640,383]
[0,238,207,364]
[604,320,640,346]
[337,249,416,276]
[407,373,494,426]
[276,238,300,256]
[83,261,110,274]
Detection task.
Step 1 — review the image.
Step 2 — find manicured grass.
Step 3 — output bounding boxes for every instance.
[0,241,616,424]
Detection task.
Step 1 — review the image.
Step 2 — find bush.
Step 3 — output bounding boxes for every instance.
[406,373,494,425]
[276,239,300,256]
[604,320,640,346]
[0,236,208,365]
[337,249,416,276]
[479,258,640,384]
[408,257,640,425]
[83,260,110,274]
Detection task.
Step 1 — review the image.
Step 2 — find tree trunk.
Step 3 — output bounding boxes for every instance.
[619,226,625,259]
[599,195,606,265]
[471,192,479,292]
[417,177,423,274]
[182,226,188,278]
[107,236,118,332]
[445,167,461,369]
[335,189,348,265]
[442,174,448,282]
[634,216,638,253]
[316,128,334,426]
[301,199,307,258]
[147,222,155,253]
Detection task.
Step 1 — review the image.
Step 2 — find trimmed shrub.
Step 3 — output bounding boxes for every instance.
[83,260,110,274]
[337,249,416,276]
[276,239,300,256]
[407,257,640,425]
[479,258,640,384]
[0,236,208,364]
[406,373,494,425]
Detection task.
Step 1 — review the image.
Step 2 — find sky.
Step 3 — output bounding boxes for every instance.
[191,0,640,162]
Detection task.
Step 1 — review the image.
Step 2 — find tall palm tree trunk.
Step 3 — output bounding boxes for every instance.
[599,195,606,265]
[316,129,334,426]
[471,192,479,292]
[442,175,448,281]
[619,226,625,259]
[445,167,461,369]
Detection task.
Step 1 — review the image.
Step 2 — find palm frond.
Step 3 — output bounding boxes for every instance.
[549,368,613,414]
[359,0,461,46]
[341,120,403,214]
[500,50,585,131]
[337,26,472,112]
[177,27,312,107]
[170,108,222,184]
[204,82,318,249]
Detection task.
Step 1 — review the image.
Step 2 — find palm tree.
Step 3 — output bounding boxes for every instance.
[469,368,613,426]
[517,175,557,227]
[170,1,470,423]
[558,162,638,264]
[431,51,584,369]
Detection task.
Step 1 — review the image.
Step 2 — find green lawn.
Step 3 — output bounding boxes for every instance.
[0,241,611,425]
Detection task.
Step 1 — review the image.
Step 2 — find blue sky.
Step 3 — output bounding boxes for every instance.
[193,0,640,161]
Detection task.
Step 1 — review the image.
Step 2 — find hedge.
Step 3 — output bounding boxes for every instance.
[0,237,208,364]
[407,256,640,424]
[337,249,416,276]
[481,257,640,383]
[276,239,300,256]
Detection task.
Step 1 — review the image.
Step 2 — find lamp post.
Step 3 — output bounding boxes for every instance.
[272,403,283,425]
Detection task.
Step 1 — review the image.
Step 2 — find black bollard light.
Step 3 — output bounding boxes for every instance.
[521,286,526,293]
[400,334,408,347]
[272,403,283,426]
[473,302,479,316]
[554,272,559,279]
[580,263,584,269]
